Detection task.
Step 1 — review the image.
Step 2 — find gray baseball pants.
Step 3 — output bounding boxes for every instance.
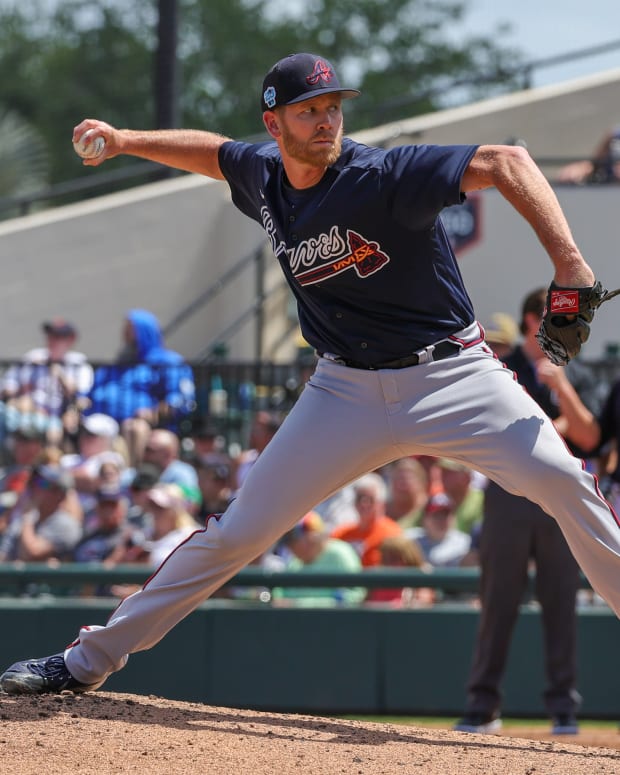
[65,334,620,686]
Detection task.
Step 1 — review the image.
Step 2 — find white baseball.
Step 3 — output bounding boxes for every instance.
[73,129,106,159]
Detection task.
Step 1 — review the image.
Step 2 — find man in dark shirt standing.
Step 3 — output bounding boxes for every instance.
[455,288,602,735]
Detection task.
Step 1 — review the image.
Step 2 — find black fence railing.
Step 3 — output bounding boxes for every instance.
[0,356,316,455]
[180,358,315,449]
[0,354,619,461]
[0,562,594,600]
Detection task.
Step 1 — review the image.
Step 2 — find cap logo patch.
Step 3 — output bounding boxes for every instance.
[550,290,579,314]
[263,86,276,109]
[306,59,333,86]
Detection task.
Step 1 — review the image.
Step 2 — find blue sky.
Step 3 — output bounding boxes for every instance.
[458,0,620,87]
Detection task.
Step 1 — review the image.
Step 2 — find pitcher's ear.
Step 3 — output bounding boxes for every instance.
[263,111,281,139]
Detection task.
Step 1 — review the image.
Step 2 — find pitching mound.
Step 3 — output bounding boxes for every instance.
[1,691,619,774]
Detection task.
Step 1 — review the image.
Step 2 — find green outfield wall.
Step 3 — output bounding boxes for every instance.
[1,596,618,718]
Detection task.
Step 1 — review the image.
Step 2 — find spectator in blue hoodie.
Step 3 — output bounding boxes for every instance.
[85,310,196,465]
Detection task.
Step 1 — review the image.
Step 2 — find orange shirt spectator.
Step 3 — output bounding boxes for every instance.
[331,472,402,566]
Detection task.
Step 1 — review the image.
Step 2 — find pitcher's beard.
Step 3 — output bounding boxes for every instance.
[281,125,343,168]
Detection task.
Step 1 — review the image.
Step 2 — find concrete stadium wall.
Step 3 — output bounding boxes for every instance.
[1,177,618,363]
[1,69,619,363]
[457,185,620,360]
[0,175,287,362]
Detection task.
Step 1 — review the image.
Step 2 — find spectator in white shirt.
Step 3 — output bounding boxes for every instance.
[0,318,93,446]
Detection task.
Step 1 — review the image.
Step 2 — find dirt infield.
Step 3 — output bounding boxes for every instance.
[1,691,619,775]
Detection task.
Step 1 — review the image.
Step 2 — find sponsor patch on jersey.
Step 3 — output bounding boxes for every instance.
[550,289,579,314]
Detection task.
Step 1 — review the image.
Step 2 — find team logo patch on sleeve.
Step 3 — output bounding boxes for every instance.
[550,289,579,314]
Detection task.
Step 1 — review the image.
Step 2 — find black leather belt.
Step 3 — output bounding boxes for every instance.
[322,340,463,370]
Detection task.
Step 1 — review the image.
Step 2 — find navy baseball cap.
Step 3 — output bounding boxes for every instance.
[42,318,77,338]
[261,53,360,112]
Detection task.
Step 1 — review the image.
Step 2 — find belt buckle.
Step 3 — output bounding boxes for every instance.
[413,344,436,364]
[322,352,347,366]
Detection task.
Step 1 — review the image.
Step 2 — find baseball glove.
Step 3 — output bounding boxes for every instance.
[536,280,620,365]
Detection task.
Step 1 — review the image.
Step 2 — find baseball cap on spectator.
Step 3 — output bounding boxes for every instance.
[81,413,119,438]
[194,453,231,480]
[147,483,186,512]
[207,463,231,481]
[482,313,519,348]
[423,492,455,516]
[147,483,196,529]
[96,482,125,503]
[42,318,77,338]
[283,510,325,543]
[130,463,161,492]
[191,419,219,439]
[261,53,360,112]
[178,482,202,511]
[11,426,46,443]
[31,464,74,492]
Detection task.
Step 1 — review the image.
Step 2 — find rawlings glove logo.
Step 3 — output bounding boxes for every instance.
[537,280,620,365]
[550,290,579,314]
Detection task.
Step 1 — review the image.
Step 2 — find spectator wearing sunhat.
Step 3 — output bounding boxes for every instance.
[143,483,199,567]
[0,317,93,447]
[116,483,199,570]
[481,312,519,361]
[108,483,201,600]
[0,464,82,562]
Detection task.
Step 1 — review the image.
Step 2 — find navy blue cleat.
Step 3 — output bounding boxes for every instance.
[453,713,502,734]
[0,653,99,695]
[551,714,579,735]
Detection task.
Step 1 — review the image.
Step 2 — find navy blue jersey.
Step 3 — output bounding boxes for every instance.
[219,137,478,365]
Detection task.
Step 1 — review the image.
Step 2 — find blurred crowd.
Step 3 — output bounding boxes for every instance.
[0,297,619,621]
